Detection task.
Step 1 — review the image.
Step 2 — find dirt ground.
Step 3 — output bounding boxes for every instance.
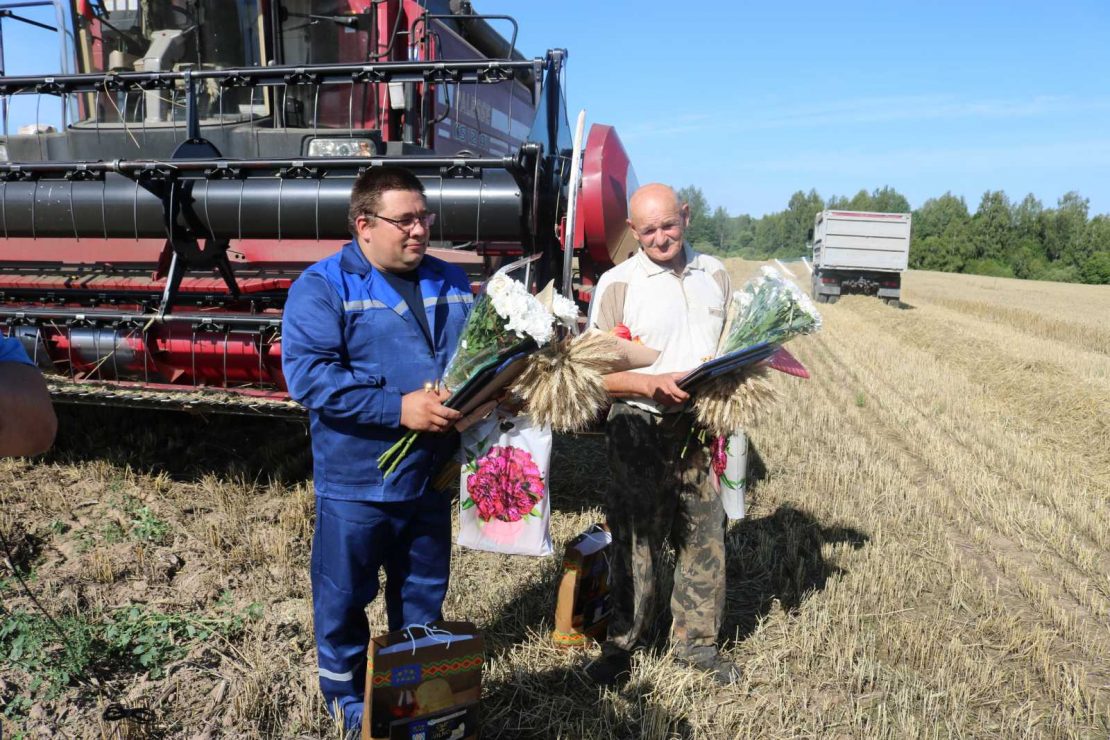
[1,263,1108,738]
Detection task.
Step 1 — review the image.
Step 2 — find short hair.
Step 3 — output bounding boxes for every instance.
[347,166,426,234]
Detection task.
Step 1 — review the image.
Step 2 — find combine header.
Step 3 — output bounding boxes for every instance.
[0,0,637,415]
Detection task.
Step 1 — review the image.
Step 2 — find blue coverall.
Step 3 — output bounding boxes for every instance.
[0,336,32,365]
[281,240,472,729]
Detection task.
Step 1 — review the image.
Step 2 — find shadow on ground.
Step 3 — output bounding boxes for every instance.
[479,437,869,736]
[722,504,869,643]
[482,667,695,739]
[46,405,313,484]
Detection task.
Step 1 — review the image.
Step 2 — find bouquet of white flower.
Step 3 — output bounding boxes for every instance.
[378,267,574,478]
[718,266,822,356]
[442,272,575,391]
[686,266,822,436]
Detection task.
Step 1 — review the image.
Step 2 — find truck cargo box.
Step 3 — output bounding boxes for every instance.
[813,211,911,272]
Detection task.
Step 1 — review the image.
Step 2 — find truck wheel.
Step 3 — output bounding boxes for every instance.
[827,295,839,304]
[885,298,900,308]
[816,294,829,304]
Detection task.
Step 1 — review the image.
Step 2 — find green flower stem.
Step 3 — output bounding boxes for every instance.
[377,430,419,477]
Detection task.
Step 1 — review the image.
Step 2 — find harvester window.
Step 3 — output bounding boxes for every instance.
[80,0,263,125]
[275,1,378,130]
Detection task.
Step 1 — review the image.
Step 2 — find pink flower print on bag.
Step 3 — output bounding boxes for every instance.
[464,445,546,523]
[458,412,554,556]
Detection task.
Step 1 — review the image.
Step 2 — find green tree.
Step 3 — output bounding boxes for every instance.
[911,193,970,270]
[677,185,713,245]
[869,186,912,214]
[1078,215,1110,284]
[782,189,824,258]
[710,205,732,251]
[1011,193,1045,241]
[970,190,1014,263]
[847,189,874,211]
[1043,191,1089,265]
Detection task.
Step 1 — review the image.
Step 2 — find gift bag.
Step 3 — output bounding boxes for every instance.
[457,411,553,556]
[551,523,611,647]
[720,431,748,521]
[362,621,484,740]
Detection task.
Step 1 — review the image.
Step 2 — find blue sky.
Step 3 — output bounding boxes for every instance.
[3,1,1108,217]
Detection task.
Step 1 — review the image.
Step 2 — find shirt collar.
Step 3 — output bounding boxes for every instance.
[636,242,699,277]
[339,239,445,281]
[340,239,372,276]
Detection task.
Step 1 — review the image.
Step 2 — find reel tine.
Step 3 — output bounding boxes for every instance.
[133,179,141,241]
[69,179,79,242]
[100,179,108,239]
[313,84,319,140]
[170,86,178,143]
[30,181,37,240]
[34,94,43,159]
[315,178,321,242]
[277,178,283,241]
[237,179,245,241]
[94,87,102,146]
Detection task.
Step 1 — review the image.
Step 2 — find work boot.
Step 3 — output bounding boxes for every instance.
[674,645,741,685]
[585,645,632,687]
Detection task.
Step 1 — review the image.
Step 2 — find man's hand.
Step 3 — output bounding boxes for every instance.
[639,372,690,407]
[603,370,690,407]
[400,387,462,432]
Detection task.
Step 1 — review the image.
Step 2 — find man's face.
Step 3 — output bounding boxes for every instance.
[628,198,689,267]
[354,189,431,273]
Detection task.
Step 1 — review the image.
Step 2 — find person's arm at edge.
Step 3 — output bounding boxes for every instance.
[0,362,57,457]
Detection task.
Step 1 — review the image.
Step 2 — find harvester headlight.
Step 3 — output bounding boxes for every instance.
[307,138,375,157]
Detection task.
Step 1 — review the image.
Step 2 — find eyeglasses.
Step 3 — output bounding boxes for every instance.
[368,211,437,232]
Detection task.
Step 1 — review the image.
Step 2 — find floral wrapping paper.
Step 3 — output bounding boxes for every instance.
[457,411,553,557]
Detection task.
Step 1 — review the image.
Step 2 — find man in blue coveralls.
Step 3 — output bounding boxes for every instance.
[0,336,56,457]
[281,166,472,732]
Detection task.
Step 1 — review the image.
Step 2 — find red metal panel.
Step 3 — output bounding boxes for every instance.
[577,124,638,276]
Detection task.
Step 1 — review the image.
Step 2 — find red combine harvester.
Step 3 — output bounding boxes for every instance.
[0,0,638,416]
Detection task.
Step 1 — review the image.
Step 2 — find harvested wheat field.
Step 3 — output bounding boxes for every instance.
[2,263,1108,738]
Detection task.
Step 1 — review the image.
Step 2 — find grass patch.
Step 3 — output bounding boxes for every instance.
[0,601,261,722]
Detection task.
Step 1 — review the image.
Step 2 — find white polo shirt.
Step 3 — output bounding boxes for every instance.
[588,244,731,413]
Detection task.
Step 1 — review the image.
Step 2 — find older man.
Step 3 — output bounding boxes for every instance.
[282,166,471,732]
[0,336,56,457]
[586,183,739,686]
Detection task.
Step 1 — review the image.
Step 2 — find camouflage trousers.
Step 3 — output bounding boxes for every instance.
[604,403,726,655]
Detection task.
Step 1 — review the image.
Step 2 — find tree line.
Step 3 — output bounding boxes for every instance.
[679,185,1110,285]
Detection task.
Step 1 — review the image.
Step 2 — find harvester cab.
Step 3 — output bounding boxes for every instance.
[0,0,638,415]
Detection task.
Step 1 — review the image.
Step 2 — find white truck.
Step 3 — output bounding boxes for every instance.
[810,210,912,306]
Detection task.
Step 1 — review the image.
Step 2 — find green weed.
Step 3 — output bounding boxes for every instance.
[0,601,262,724]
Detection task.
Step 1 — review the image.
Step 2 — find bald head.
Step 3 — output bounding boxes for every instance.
[629,183,681,222]
[626,183,689,271]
